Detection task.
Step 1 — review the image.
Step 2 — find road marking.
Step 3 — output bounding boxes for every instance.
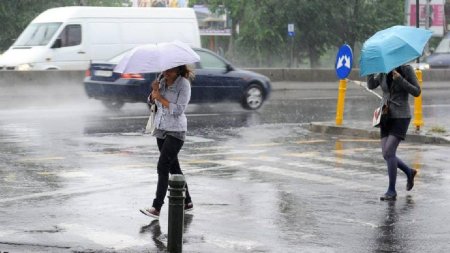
[244,165,371,190]
[189,146,234,151]
[287,162,378,178]
[108,116,148,120]
[249,155,281,162]
[284,152,320,158]
[187,149,266,157]
[312,156,376,168]
[280,95,368,100]
[109,164,150,170]
[60,223,149,249]
[0,138,31,143]
[247,143,281,147]
[187,113,221,117]
[185,159,214,164]
[0,179,156,204]
[422,104,450,108]
[292,140,327,144]
[108,113,220,120]
[18,156,65,162]
[338,138,379,142]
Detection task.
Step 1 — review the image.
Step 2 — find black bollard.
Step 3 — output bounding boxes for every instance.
[167,174,186,253]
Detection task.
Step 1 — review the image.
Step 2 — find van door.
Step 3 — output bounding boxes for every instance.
[47,23,87,70]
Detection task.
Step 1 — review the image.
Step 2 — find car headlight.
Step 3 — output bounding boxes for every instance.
[17,63,33,71]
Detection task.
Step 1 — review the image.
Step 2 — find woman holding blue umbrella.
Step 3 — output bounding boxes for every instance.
[367,65,420,201]
[361,26,431,201]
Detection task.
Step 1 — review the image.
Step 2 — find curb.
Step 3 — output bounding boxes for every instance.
[308,122,450,144]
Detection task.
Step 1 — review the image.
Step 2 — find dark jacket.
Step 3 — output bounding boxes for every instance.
[367,65,421,118]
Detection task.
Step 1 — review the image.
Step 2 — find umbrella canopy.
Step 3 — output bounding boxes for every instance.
[359,25,432,77]
[114,40,200,73]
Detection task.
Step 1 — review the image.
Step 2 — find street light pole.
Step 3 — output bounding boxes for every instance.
[413,0,424,132]
[416,0,420,63]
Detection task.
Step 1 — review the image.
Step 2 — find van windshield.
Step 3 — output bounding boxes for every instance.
[435,37,450,53]
[14,22,62,47]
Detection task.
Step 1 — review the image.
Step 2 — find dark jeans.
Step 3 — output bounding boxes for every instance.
[152,135,192,211]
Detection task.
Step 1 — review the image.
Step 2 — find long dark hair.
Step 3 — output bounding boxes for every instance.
[177,65,195,81]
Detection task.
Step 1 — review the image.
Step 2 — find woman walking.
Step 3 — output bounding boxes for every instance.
[140,65,194,219]
[367,65,421,201]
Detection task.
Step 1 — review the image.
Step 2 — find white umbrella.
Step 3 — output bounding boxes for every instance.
[113,40,200,73]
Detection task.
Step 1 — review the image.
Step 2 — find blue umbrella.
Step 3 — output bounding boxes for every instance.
[359,25,432,77]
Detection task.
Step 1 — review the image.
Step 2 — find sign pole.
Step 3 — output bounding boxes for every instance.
[288,23,295,67]
[413,0,424,132]
[335,79,347,125]
[334,44,353,126]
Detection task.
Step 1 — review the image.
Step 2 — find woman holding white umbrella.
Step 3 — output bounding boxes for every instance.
[140,64,194,219]
[114,40,199,218]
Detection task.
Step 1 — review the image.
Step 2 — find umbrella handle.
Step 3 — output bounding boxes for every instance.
[157,72,163,81]
[347,79,401,106]
[346,79,382,100]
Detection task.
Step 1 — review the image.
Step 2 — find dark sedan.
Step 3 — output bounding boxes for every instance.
[84,48,271,110]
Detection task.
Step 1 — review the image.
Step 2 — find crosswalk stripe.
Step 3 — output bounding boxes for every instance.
[244,165,372,190]
[292,140,327,144]
[18,156,65,162]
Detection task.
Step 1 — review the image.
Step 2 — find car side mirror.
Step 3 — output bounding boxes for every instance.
[225,64,234,73]
[51,38,62,48]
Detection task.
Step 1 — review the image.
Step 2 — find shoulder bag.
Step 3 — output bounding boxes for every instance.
[372,78,394,128]
[145,103,157,134]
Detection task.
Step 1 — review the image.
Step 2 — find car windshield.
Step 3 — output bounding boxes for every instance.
[435,37,450,53]
[14,22,62,47]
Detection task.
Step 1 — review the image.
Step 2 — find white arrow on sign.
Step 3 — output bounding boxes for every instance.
[336,55,351,69]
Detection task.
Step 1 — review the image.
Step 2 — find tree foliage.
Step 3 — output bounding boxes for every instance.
[1,0,405,67]
[192,0,404,67]
[0,0,125,51]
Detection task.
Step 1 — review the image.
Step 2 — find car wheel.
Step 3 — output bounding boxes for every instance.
[242,84,264,110]
[101,100,124,110]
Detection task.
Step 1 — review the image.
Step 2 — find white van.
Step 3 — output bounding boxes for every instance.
[0,7,200,71]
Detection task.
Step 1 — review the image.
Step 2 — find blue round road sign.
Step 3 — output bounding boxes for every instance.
[335,44,353,79]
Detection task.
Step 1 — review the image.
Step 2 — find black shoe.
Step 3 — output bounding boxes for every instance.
[380,192,397,201]
[185,202,194,212]
[407,169,417,191]
[140,207,160,220]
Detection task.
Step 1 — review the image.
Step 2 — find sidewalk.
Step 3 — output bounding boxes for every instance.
[270,81,450,145]
[309,120,450,144]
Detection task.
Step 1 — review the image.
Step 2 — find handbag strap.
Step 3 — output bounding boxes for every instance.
[385,74,399,106]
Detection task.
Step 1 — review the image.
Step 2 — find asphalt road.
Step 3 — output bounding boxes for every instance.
[0,81,449,252]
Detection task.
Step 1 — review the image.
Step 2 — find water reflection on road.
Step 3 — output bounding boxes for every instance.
[1,94,450,252]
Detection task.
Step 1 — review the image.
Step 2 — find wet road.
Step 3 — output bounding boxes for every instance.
[1,82,450,252]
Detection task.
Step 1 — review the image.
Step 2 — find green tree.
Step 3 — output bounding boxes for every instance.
[191,0,249,61]
[0,0,126,51]
[285,0,337,67]
[235,0,287,67]
[328,0,404,48]
[189,0,405,68]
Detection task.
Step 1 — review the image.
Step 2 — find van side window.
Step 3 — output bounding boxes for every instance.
[58,24,82,47]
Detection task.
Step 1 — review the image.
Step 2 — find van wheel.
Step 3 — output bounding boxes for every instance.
[101,100,124,110]
[241,84,264,110]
